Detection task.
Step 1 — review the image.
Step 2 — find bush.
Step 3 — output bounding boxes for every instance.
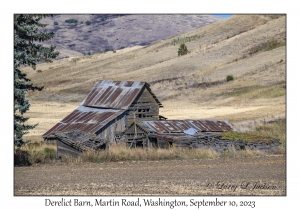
[14,142,57,165]
[65,19,78,24]
[54,21,58,25]
[85,21,91,25]
[178,43,189,56]
[226,75,234,82]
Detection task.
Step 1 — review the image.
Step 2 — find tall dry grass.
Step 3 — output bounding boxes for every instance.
[14,142,56,165]
[62,143,268,164]
[14,141,276,166]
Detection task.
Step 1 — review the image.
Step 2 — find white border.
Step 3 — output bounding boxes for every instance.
[3,1,297,209]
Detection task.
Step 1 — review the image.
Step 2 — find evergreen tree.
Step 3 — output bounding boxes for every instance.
[14,14,59,146]
[177,43,189,56]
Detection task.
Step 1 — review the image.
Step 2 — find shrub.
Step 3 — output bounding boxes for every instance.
[226,75,234,82]
[85,21,91,25]
[14,142,57,165]
[14,149,31,165]
[65,19,78,24]
[178,43,189,56]
[54,21,58,25]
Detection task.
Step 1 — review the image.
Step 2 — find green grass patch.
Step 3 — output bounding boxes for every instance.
[222,118,286,147]
[221,132,274,144]
[171,34,204,46]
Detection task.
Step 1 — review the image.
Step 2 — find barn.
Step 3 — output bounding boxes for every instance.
[43,80,164,157]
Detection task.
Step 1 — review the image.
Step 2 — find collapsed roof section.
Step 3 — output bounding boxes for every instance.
[54,130,108,152]
[80,80,162,109]
[43,106,126,138]
[139,119,234,134]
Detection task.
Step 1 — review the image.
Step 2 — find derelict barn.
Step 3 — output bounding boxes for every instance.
[43,80,164,157]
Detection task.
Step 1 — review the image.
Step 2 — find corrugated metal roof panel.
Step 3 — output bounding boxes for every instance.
[141,120,234,134]
[43,106,126,137]
[80,80,162,109]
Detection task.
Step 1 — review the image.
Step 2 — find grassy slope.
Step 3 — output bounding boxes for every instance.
[21,15,286,140]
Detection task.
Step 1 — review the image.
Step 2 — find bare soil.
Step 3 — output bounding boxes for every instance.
[14,154,286,196]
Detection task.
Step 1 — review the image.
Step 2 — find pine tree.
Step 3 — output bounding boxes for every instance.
[14,14,59,146]
[177,43,189,56]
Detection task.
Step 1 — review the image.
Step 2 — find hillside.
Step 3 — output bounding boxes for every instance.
[21,14,286,139]
[40,14,221,57]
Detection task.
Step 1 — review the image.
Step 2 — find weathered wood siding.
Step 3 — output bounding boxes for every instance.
[95,116,126,143]
[124,123,148,147]
[57,140,81,158]
[126,87,159,127]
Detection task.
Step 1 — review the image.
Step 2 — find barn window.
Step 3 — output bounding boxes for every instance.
[138,109,150,113]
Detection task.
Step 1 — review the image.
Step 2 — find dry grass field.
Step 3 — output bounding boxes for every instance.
[15,14,286,196]
[14,154,286,196]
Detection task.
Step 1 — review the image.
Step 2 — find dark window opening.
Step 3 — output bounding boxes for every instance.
[138,109,150,113]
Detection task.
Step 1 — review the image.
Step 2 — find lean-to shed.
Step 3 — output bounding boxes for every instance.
[125,120,234,148]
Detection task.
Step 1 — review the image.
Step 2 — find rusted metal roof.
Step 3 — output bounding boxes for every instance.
[80,80,162,109]
[141,120,234,134]
[43,106,126,137]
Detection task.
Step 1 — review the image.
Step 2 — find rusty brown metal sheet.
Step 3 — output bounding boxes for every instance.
[80,80,146,110]
[142,120,234,134]
[43,106,125,137]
